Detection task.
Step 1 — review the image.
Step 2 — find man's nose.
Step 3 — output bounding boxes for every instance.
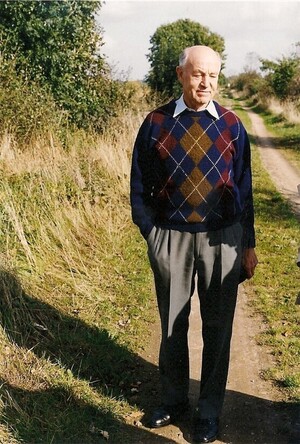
[200,75,209,87]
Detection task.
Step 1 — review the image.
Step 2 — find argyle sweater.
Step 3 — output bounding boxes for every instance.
[130,99,255,249]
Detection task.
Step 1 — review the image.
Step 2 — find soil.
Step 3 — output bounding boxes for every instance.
[125,106,300,444]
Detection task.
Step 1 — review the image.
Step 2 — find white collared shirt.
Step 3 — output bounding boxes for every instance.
[173,94,219,119]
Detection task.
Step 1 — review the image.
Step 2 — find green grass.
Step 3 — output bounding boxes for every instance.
[0,115,157,443]
[231,101,300,401]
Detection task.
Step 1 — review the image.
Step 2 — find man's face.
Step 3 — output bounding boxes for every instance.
[176,47,220,111]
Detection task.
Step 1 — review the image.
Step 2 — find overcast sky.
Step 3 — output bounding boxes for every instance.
[97,0,300,80]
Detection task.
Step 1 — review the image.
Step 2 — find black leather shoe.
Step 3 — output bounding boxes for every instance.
[149,401,189,428]
[192,417,219,443]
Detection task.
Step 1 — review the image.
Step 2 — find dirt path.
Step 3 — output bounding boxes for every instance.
[129,108,300,444]
[248,109,300,219]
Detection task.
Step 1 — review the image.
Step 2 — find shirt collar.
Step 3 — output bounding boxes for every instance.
[173,94,219,119]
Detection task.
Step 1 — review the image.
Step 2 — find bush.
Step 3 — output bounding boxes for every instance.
[0,57,67,141]
[230,71,266,99]
[0,55,140,142]
[0,0,131,134]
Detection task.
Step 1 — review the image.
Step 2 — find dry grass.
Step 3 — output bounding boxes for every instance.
[267,97,300,124]
[0,110,156,443]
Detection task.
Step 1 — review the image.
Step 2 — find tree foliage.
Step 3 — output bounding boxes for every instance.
[0,54,66,139]
[145,19,225,97]
[229,44,300,110]
[231,70,266,98]
[260,52,300,100]
[0,0,124,132]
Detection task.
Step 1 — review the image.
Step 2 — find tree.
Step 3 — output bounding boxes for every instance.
[0,0,122,131]
[260,51,300,101]
[145,19,225,97]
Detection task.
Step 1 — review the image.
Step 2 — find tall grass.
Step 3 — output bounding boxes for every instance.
[267,98,300,125]
[0,109,157,443]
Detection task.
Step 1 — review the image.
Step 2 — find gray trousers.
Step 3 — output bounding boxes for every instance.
[147,223,243,419]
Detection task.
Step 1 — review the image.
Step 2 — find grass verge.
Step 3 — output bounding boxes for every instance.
[251,103,300,170]
[231,100,300,402]
[0,112,158,443]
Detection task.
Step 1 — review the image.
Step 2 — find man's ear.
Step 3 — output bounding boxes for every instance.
[176,66,183,85]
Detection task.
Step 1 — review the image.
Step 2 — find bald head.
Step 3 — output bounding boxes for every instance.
[179,46,222,71]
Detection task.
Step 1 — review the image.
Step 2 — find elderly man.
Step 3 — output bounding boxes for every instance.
[130,45,258,443]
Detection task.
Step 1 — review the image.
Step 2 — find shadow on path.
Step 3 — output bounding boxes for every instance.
[173,383,299,444]
[1,268,299,443]
[138,379,299,444]
[0,269,175,443]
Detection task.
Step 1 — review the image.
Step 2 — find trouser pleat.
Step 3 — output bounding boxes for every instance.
[147,224,242,413]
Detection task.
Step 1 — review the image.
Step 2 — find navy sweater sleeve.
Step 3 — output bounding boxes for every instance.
[233,122,256,249]
[130,115,155,239]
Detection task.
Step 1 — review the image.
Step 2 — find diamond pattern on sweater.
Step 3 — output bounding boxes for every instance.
[180,167,212,207]
[155,127,178,159]
[147,104,246,225]
[187,210,203,223]
[159,118,228,222]
[180,120,212,164]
